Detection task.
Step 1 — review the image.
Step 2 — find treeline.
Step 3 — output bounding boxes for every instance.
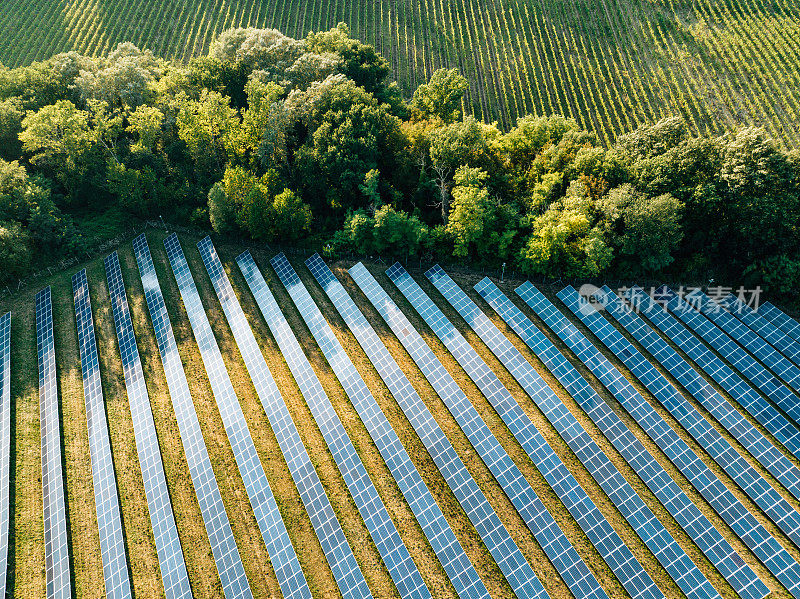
[1,24,798,294]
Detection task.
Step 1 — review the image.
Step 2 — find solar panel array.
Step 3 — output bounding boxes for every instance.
[72,269,132,599]
[35,287,71,599]
[0,312,10,599]
[198,242,369,599]
[475,279,768,599]
[104,251,192,599]
[517,283,800,598]
[625,286,800,463]
[721,294,800,366]
[761,302,800,343]
[348,262,550,599]
[305,255,492,599]
[593,286,800,503]
[163,234,311,599]
[269,252,435,599]
[132,234,253,599]
[559,287,800,550]
[665,295,800,432]
[687,291,800,394]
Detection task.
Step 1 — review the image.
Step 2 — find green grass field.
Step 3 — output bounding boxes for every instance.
[2,229,800,598]
[3,0,800,146]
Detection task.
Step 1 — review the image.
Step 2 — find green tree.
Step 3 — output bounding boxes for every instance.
[447,166,490,257]
[411,69,469,124]
[270,188,313,240]
[0,221,30,281]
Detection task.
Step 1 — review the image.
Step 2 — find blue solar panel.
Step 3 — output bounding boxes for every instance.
[163,234,310,599]
[625,287,800,464]
[559,286,800,550]
[198,241,371,599]
[348,262,550,599]
[0,312,10,599]
[305,255,493,599]
[593,286,800,504]
[423,265,716,599]
[104,251,192,599]
[72,269,132,599]
[36,287,71,599]
[132,234,253,599]
[721,294,800,367]
[517,282,800,598]
[475,279,768,599]
[665,294,800,426]
[760,303,800,343]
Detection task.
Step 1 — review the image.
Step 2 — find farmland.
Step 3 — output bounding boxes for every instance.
[2,0,800,145]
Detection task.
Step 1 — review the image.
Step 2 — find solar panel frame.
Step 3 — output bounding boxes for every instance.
[517,282,800,598]
[72,269,132,599]
[36,287,71,599]
[198,241,373,599]
[720,294,800,367]
[163,234,310,599]
[0,313,10,599]
[305,254,494,599]
[475,278,768,599]
[132,234,254,599]
[760,303,800,343]
[592,286,800,504]
[422,265,717,599]
[348,262,551,599]
[625,286,800,463]
[104,251,192,599]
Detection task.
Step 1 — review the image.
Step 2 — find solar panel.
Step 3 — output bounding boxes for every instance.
[560,286,800,550]
[517,282,800,598]
[72,269,132,599]
[305,255,493,599]
[475,279,768,599]
[593,286,800,504]
[760,302,800,343]
[665,294,800,426]
[132,234,254,599]
[0,312,10,599]
[720,294,800,367]
[348,262,550,599]
[104,251,192,599]
[422,265,713,599]
[197,241,370,599]
[163,234,310,599]
[36,287,71,599]
[625,287,800,464]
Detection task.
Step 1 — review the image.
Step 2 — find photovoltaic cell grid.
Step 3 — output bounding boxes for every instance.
[664,292,800,426]
[163,234,310,599]
[625,286,800,463]
[132,234,253,599]
[593,286,800,504]
[475,279,768,599]
[36,287,71,599]
[517,282,800,599]
[721,295,800,366]
[560,287,800,550]
[305,255,491,599]
[348,262,550,599]
[269,252,432,599]
[0,312,10,599]
[104,251,192,599]
[761,302,800,343]
[199,242,369,599]
[72,269,132,599]
[687,291,800,395]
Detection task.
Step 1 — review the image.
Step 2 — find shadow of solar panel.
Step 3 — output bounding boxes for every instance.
[517,283,800,598]
[626,287,800,463]
[162,234,309,599]
[305,254,493,599]
[348,262,551,599]
[476,279,768,599]
[422,265,714,599]
[761,303,800,343]
[593,287,800,504]
[721,295,800,367]
[72,270,132,599]
[132,234,253,599]
[36,287,71,599]
[0,313,9,599]
[197,241,369,599]
[104,252,191,599]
